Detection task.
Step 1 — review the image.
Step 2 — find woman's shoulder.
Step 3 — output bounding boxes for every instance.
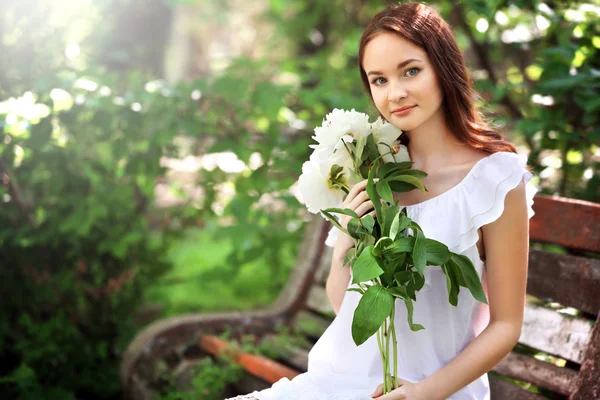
[423,150,538,254]
[457,150,534,205]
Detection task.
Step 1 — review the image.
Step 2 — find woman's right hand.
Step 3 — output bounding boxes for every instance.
[335,178,378,258]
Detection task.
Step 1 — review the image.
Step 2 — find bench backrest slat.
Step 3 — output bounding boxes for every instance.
[528,250,600,315]
[529,195,600,252]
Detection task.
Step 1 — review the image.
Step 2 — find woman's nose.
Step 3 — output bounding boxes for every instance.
[388,83,408,102]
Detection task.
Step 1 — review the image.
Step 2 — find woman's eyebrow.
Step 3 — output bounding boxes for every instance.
[366,58,422,76]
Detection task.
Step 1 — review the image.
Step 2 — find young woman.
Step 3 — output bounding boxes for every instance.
[228,2,537,399]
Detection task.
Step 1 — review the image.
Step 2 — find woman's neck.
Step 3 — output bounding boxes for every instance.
[404,108,468,171]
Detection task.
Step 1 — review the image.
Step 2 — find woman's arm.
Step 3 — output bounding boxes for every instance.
[416,180,530,400]
[325,245,351,315]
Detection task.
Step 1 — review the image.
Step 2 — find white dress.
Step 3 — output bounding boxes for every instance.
[228,151,538,400]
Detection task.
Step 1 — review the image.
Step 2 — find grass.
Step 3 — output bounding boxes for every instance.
[144,224,299,317]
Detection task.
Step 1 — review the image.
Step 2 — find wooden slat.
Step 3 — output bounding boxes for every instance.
[530,195,600,252]
[306,285,335,318]
[527,249,600,315]
[265,336,579,396]
[488,375,547,400]
[270,216,330,314]
[492,351,576,395]
[303,290,592,364]
[293,310,331,339]
[262,334,309,372]
[315,245,333,286]
[520,303,593,363]
[569,313,600,400]
[200,335,300,383]
[225,334,574,400]
[231,375,270,397]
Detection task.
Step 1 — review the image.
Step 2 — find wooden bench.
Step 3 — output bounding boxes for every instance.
[121,194,600,399]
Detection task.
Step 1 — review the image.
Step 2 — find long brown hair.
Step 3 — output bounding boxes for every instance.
[358,2,516,154]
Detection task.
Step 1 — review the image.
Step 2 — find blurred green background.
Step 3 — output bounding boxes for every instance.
[0,0,598,398]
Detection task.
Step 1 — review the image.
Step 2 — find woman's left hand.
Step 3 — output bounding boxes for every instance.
[370,377,427,400]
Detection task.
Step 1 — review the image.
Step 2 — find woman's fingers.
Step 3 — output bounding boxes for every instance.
[345,190,369,210]
[355,200,374,217]
[370,383,383,398]
[344,178,378,206]
[371,377,409,399]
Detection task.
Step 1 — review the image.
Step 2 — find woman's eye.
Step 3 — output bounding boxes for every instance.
[405,67,420,77]
[372,77,387,85]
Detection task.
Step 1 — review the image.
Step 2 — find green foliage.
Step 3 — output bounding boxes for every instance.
[442,0,599,200]
[0,78,181,398]
[0,0,597,398]
[352,285,394,346]
[0,63,311,396]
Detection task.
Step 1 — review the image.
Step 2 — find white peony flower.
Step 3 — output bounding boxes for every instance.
[371,116,402,145]
[310,146,361,187]
[371,117,410,163]
[309,108,371,154]
[297,159,345,214]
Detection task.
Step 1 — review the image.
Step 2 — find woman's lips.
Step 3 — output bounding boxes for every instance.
[392,106,416,116]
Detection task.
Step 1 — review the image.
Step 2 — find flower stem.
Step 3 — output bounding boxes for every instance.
[376,325,386,392]
[385,316,391,393]
[391,301,398,390]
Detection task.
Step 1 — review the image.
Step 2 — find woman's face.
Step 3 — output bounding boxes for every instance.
[362,32,444,132]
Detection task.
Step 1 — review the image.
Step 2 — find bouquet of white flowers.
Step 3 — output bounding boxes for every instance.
[297,109,488,395]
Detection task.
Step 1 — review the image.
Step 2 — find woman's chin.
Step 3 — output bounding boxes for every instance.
[389,114,420,131]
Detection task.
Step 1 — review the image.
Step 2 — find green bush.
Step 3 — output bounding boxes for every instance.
[0,80,185,398]
[0,65,311,398]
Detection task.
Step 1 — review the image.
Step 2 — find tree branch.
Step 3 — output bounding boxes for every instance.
[0,158,35,225]
[452,1,535,150]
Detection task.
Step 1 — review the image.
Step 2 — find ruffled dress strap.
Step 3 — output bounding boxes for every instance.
[447,151,538,255]
[324,152,538,256]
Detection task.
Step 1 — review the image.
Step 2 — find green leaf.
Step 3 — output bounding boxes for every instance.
[382,204,398,237]
[351,245,384,284]
[382,236,415,257]
[355,135,366,167]
[365,134,381,162]
[373,236,393,256]
[394,271,411,285]
[425,239,451,266]
[320,210,349,236]
[379,258,397,287]
[343,247,356,267]
[395,169,428,179]
[389,213,401,240]
[387,175,427,192]
[388,286,408,299]
[397,215,411,233]
[402,298,425,332]
[324,207,359,219]
[386,250,406,266]
[366,162,383,223]
[412,230,427,275]
[361,214,375,235]
[346,287,365,294]
[376,180,394,204]
[378,162,413,178]
[388,181,417,193]
[407,221,424,233]
[442,263,460,306]
[449,254,487,304]
[348,218,367,239]
[412,270,425,291]
[352,285,394,346]
[388,213,410,241]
